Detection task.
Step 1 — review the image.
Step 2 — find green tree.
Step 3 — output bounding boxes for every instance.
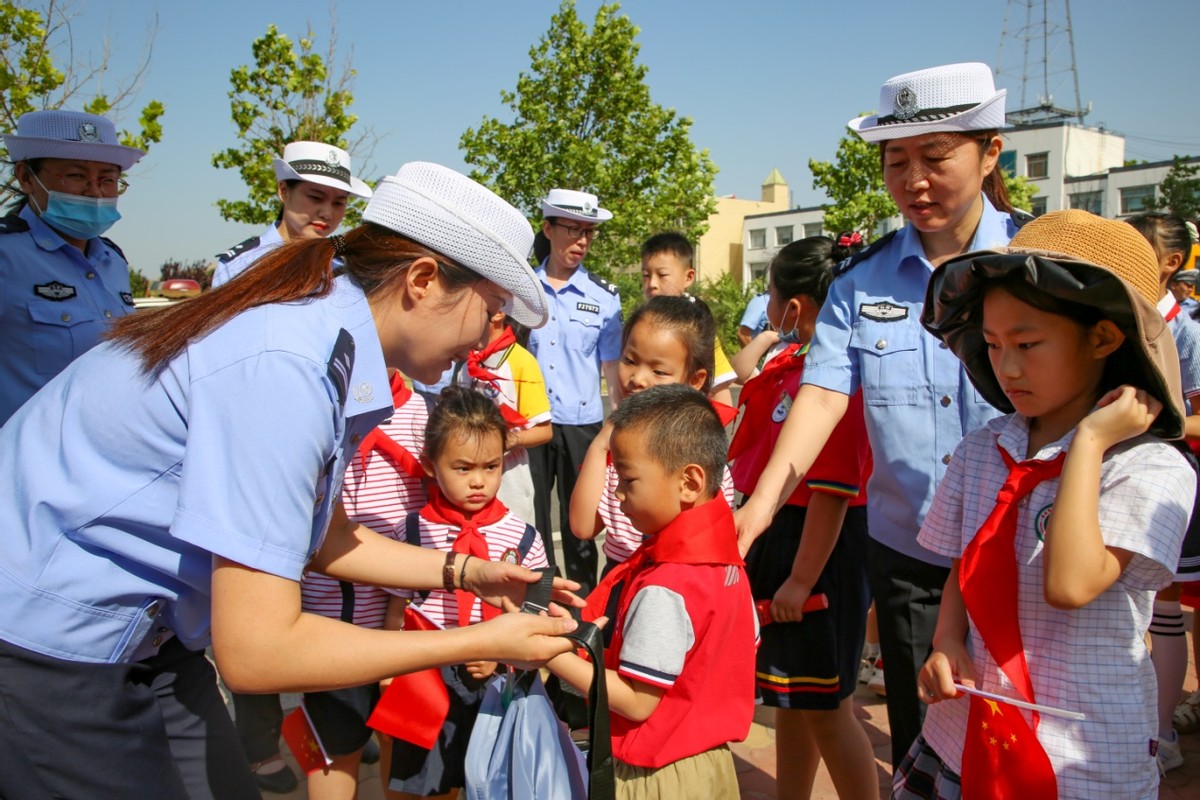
[808,123,896,237]
[211,21,374,227]
[460,1,717,278]
[0,0,165,202]
[1145,156,1200,220]
[1001,169,1037,213]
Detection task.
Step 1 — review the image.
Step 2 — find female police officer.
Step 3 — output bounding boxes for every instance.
[0,162,579,800]
[0,109,144,425]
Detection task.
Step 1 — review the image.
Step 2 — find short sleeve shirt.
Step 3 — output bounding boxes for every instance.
[918,414,1193,798]
[527,263,623,426]
[0,275,392,662]
[739,293,769,336]
[0,205,134,425]
[212,224,282,287]
[801,198,1020,564]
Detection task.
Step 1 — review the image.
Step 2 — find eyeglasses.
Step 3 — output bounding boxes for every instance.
[550,220,599,241]
[38,169,130,197]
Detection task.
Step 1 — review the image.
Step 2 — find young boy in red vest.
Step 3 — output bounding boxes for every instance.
[546,383,757,796]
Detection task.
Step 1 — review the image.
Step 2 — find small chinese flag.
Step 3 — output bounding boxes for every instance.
[960,695,1057,800]
[365,605,450,750]
[281,703,331,775]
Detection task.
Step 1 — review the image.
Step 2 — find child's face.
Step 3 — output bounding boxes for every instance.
[610,427,685,536]
[641,252,695,299]
[982,288,1113,435]
[618,319,705,398]
[425,430,505,514]
[766,286,819,343]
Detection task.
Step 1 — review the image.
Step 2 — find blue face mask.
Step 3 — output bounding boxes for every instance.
[32,172,122,239]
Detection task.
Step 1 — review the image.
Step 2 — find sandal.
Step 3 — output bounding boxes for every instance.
[1174,689,1200,735]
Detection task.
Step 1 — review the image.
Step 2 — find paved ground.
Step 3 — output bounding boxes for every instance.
[258,610,1198,799]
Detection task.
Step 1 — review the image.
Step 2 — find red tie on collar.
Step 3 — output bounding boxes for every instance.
[465,326,531,429]
[420,487,510,629]
[356,372,425,479]
[583,495,743,623]
[957,442,1063,800]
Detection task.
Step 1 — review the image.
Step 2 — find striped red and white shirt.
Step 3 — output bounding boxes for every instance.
[300,391,430,628]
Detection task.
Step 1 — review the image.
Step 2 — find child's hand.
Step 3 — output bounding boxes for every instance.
[918,642,976,704]
[465,660,498,681]
[754,329,781,348]
[591,420,615,453]
[769,576,812,623]
[1079,385,1162,449]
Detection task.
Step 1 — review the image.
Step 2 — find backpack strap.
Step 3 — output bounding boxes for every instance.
[401,511,433,603]
[517,522,538,562]
[564,622,614,800]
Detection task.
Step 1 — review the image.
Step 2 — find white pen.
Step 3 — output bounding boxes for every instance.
[952,683,1086,721]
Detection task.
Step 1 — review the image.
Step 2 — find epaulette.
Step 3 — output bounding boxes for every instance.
[831,229,898,279]
[217,235,262,264]
[0,215,30,234]
[1009,208,1035,229]
[584,270,620,296]
[100,236,126,262]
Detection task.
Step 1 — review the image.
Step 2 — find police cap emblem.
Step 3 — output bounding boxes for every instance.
[78,122,99,142]
[326,150,341,167]
[893,87,919,121]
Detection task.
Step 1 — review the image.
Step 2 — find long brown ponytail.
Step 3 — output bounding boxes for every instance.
[108,223,479,374]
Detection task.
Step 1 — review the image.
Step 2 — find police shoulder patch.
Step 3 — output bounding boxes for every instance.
[584,270,620,296]
[217,235,262,264]
[326,328,356,407]
[0,215,30,234]
[831,230,898,279]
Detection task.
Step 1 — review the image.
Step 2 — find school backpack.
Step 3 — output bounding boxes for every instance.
[463,576,614,800]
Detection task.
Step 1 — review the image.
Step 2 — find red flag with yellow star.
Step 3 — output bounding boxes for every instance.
[960,694,1057,800]
[281,702,332,775]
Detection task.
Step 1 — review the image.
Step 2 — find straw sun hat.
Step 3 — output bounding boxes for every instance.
[363,162,548,328]
[923,210,1184,439]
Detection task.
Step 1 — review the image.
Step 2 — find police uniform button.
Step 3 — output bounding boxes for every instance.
[875,339,887,350]
[157,626,168,633]
[940,395,951,407]
[146,602,161,618]
[939,342,949,349]
[551,340,556,345]
[104,310,113,318]
[942,453,952,465]
[350,433,362,444]
[314,493,325,506]
[152,636,163,647]
[61,313,71,322]
[549,364,555,369]
[86,271,96,279]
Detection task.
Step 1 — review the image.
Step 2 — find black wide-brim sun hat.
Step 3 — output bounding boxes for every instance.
[922,210,1185,439]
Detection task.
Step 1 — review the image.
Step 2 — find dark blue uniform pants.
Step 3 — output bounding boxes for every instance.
[528,421,601,596]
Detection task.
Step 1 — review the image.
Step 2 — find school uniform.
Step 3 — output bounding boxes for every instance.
[0,205,134,425]
[212,223,283,287]
[526,261,622,593]
[0,273,392,799]
[800,196,1020,764]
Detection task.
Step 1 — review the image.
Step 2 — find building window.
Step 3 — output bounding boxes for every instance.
[1068,191,1102,215]
[1120,185,1156,215]
[776,226,794,246]
[998,151,1017,177]
[749,262,769,282]
[749,229,766,249]
[1026,152,1049,180]
[1029,196,1047,217]
[803,222,824,238]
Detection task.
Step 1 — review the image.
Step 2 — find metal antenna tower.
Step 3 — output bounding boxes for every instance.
[995,0,1090,125]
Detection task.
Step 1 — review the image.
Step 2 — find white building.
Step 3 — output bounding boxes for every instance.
[740,120,1197,283]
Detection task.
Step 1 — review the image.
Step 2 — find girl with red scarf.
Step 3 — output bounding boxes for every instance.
[728,235,877,799]
[387,386,550,798]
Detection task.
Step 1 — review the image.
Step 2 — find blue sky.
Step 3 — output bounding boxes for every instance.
[51,0,1200,275]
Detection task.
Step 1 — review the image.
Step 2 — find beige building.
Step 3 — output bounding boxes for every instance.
[694,169,789,283]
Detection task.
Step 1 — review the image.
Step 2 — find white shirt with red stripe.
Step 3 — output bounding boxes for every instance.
[300,392,430,629]
[599,463,737,565]
[395,510,549,629]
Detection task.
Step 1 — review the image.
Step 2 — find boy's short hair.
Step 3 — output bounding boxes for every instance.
[609,384,725,498]
[640,231,694,267]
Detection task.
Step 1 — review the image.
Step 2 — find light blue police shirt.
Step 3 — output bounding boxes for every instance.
[212,223,283,287]
[1168,306,1200,406]
[0,274,392,663]
[739,292,770,337]
[527,262,622,426]
[0,204,134,426]
[802,197,1020,565]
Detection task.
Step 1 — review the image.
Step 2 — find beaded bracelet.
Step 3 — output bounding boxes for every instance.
[459,555,473,592]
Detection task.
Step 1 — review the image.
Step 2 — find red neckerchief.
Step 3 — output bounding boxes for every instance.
[710,397,739,427]
[584,494,742,622]
[1166,303,1181,322]
[727,344,805,462]
[420,486,509,628]
[356,373,425,478]
[466,326,530,429]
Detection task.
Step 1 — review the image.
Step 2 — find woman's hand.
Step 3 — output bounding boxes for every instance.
[918,640,976,705]
[769,576,812,623]
[480,600,579,670]
[1079,385,1161,450]
[734,496,774,557]
[465,559,584,610]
